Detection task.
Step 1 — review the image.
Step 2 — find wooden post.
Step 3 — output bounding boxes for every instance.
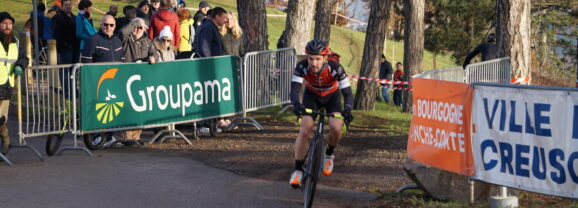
[47,40,59,97]
[333,2,338,25]
[25,32,33,86]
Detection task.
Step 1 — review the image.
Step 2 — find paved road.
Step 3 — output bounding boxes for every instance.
[0,121,376,208]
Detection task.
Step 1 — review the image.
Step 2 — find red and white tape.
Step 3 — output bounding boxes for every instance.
[511,76,531,84]
[348,75,410,85]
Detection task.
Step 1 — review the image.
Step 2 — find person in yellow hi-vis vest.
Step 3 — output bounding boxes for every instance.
[0,12,29,155]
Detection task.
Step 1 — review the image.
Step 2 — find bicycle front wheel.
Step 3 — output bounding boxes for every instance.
[303,134,324,208]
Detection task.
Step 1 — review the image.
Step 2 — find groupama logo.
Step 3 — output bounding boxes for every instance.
[95,68,124,124]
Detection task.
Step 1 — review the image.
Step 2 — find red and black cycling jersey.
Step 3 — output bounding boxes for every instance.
[292,60,351,97]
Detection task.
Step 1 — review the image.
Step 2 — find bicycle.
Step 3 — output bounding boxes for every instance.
[298,108,348,208]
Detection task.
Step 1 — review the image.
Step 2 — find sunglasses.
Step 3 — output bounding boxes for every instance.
[103,23,115,27]
[161,39,171,42]
[136,26,143,30]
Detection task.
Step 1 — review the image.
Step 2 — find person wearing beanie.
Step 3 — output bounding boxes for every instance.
[153,25,176,62]
[136,2,152,26]
[193,1,210,30]
[148,0,180,47]
[0,12,29,155]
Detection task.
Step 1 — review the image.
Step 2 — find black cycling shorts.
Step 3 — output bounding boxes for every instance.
[302,89,342,117]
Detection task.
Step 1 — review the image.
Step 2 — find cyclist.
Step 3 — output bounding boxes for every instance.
[289,40,354,188]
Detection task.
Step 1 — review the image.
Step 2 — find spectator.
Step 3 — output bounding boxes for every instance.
[24,3,47,47]
[116,5,137,35]
[107,5,119,19]
[42,5,58,41]
[463,33,498,69]
[176,8,194,59]
[193,7,228,58]
[52,0,80,98]
[219,11,244,56]
[122,18,157,63]
[121,18,157,143]
[393,62,404,106]
[0,12,28,154]
[153,26,176,62]
[169,0,178,12]
[177,0,186,8]
[148,0,180,47]
[81,15,124,63]
[378,54,393,104]
[193,1,210,30]
[150,0,160,15]
[137,2,152,26]
[76,0,97,51]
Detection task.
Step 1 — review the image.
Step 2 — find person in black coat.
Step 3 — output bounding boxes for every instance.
[463,33,498,69]
[81,15,125,63]
[193,7,228,58]
[192,1,210,30]
[378,54,393,103]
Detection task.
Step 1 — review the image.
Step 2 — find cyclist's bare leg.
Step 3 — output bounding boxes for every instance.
[294,115,315,160]
[327,115,344,147]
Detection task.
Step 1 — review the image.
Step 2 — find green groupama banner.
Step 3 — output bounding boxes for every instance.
[80,56,241,131]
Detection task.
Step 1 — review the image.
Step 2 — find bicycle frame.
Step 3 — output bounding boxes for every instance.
[300,109,344,208]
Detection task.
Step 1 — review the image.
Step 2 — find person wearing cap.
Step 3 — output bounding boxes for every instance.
[0,12,29,154]
[81,15,124,63]
[153,26,176,62]
[121,18,157,63]
[150,0,161,15]
[120,18,157,144]
[463,33,498,69]
[193,1,210,31]
[148,0,180,47]
[193,7,228,58]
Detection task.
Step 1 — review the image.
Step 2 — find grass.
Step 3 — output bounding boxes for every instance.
[8,0,457,74]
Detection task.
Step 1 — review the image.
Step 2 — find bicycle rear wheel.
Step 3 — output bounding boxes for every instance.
[303,134,324,208]
[45,134,64,156]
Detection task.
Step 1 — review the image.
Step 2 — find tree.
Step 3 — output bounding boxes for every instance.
[352,0,392,110]
[496,0,532,79]
[314,0,334,41]
[279,0,316,54]
[402,0,425,112]
[237,0,269,52]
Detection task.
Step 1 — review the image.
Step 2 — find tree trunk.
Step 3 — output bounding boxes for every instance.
[281,0,316,55]
[401,0,425,113]
[352,0,392,110]
[496,0,531,80]
[237,0,269,52]
[314,0,333,42]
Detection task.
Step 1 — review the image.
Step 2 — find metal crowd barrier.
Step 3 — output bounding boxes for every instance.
[228,48,296,131]
[413,66,465,82]
[2,64,80,165]
[465,57,511,83]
